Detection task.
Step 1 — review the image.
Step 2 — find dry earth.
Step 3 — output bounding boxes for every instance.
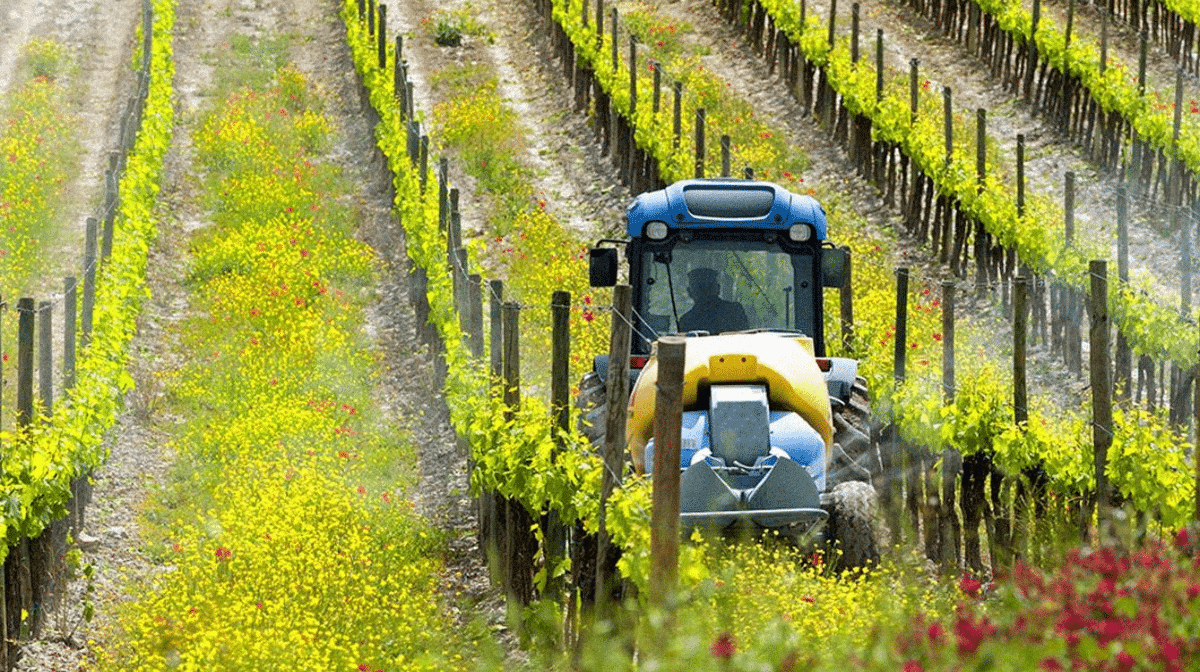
[1,0,1196,668]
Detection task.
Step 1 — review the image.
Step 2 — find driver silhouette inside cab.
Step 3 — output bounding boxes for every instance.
[677,267,748,334]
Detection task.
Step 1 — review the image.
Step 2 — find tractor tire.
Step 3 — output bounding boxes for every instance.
[823,480,880,572]
[828,377,883,489]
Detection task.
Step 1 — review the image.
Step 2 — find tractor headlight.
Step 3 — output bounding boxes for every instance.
[645,221,669,240]
[788,223,813,242]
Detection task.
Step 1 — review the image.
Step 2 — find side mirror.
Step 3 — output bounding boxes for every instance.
[589,247,619,287]
[821,247,849,288]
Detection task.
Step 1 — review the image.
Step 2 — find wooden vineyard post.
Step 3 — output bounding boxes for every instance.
[942,281,956,403]
[394,37,405,113]
[909,59,918,125]
[377,4,387,70]
[876,29,884,102]
[610,8,618,75]
[63,277,76,393]
[649,336,685,612]
[851,3,860,62]
[629,36,637,122]
[721,135,731,177]
[500,302,534,605]
[596,285,631,614]
[479,280,503,568]
[976,109,985,189]
[468,274,483,359]
[940,281,960,573]
[1025,0,1040,104]
[827,0,837,48]
[695,108,706,178]
[102,153,118,261]
[1089,260,1112,540]
[448,186,460,269]
[1016,134,1025,218]
[595,0,603,47]
[888,269,909,540]
[17,299,34,430]
[13,300,34,644]
[975,110,987,300]
[437,160,448,234]
[673,81,682,149]
[1137,33,1147,98]
[1115,185,1131,400]
[1014,275,1028,428]
[38,302,52,419]
[82,218,97,347]
[455,249,469,333]
[1100,9,1108,75]
[546,291,571,602]
[1064,171,1075,246]
[652,60,661,114]
[943,86,952,168]
[489,280,504,382]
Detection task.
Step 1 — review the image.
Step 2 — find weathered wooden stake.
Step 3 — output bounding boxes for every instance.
[63,277,76,392]
[489,280,504,382]
[468,274,484,359]
[38,301,52,419]
[828,0,838,47]
[1065,171,1075,245]
[1138,33,1148,97]
[596,285,632,613]
[17,299,34,429]
[1016,134,1026,216]
[649,336,685,610]
[673,81,683,149]
[894,268,909,382]
[851,3,860,62]
[546,290,571,601]
[1115,185,1131,399]
[943,86,953,167]
[1089,260,1112,538]
[629,37,638,121]
[1014,276,1028,425]
[377,4,387,70]
[976,109,986,190]
[652,60,661,114]
[909,59,919,124]
[876,29,884,102]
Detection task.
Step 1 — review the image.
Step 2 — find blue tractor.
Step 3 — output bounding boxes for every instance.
[580,178,882,568]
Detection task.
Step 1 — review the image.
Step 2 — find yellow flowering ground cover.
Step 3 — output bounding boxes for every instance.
[95,57,483,671]
[0,40,77,297]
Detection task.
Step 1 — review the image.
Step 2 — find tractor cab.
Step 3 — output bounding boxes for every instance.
[589,178,847,358]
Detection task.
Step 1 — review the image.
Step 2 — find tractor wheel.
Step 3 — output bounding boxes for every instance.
[576,370,608,446]
[828,376,883,488]
[823,481,880,572]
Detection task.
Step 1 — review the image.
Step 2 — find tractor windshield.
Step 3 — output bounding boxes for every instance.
[635,239,811,339]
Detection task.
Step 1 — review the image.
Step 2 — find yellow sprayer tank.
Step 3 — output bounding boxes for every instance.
[626,332,833,474]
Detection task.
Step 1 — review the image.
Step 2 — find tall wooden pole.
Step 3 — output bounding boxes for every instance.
[597,285,632,612]
[1089,260,1112,538]
[649,336,685,610]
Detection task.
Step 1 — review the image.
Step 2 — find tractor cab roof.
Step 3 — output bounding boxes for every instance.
[626,178,827,240]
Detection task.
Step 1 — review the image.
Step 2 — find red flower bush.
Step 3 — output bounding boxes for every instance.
[710,633,735,659]
[895,536,1200,671]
